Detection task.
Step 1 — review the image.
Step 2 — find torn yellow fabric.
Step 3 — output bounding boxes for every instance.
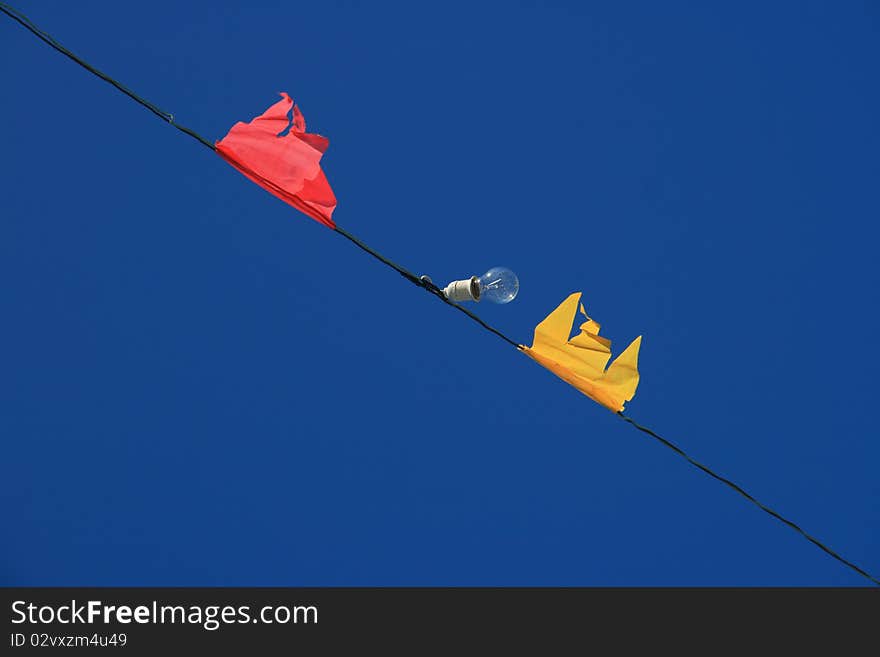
[522,292,642,412]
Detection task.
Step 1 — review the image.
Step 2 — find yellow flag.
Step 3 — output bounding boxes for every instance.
[522,293,642,412]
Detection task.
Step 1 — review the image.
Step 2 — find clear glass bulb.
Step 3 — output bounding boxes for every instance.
[476,267,519,304]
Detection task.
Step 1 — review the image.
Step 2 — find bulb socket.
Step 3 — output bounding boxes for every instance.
[443,276,480,302]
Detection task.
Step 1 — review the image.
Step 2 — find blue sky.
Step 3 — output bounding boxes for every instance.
[1,0,877,585]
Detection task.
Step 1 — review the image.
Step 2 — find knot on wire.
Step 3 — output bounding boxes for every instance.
[419,274,447,301]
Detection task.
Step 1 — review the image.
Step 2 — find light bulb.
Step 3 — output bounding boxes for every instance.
[476,266,519,304]
[442,266,519,304]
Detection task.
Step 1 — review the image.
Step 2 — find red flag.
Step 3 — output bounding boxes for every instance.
[216,93,337,228]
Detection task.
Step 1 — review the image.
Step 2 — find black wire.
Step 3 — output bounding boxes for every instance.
[617,411,880,586]
[0,2,215,151]
[333,225,424,287]
[3,1,877,587]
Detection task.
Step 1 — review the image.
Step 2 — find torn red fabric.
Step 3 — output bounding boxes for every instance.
[216,93,337,228]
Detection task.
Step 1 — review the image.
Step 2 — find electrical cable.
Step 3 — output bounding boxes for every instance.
[618,412,880,586]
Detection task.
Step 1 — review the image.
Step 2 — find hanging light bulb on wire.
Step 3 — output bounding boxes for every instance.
[443,267,519,304]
